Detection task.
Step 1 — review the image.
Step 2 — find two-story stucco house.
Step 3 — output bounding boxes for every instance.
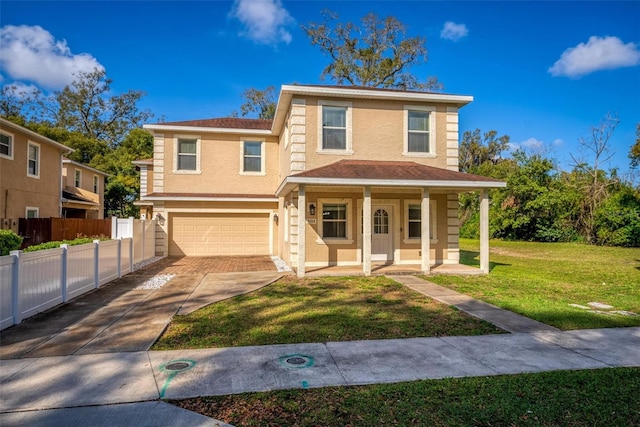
[61,159,108,219]
[139,85,505,277]
[1,117,72,220]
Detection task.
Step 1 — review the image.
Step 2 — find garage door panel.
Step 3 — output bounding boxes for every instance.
[170,213,270,256]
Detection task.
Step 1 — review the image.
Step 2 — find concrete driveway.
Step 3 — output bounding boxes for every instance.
[0,256,285,360]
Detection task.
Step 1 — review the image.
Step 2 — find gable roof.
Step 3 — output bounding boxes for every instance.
[158,117,272,130]
[1,117,74,154]
[276,160,505,196]
[144,116,272,135]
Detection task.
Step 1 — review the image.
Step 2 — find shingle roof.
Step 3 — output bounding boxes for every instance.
[293,160,503,183]
[157,117,272,130]
[143,193,276,199]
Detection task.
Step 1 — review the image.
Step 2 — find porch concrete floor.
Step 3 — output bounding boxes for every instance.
[304,263,483,277]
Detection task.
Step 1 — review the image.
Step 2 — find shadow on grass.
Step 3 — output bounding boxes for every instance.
[460,249,511,272]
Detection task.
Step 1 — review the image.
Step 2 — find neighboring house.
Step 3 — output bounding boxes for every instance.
[61,159,109,219]
[0,117,72,220]
[139,85,506,277]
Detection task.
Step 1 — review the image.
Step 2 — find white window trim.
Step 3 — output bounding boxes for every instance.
[0,130,14,160]
[27,141,40,178]
[403,105,437,158]
[317,100,353,155]
[403,199,438,243]
[25,206,39,218]
[317,198,353,244]
[240,140,266,176]
[93,175,99,193]
[173,135,201,174]
[75,169,82,187]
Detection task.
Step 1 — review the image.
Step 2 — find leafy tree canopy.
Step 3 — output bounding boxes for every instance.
[630,123,640,168]
[302,10,442,91]
[39,68,153,147]
[238,86,276,120]
[459,129,511,174]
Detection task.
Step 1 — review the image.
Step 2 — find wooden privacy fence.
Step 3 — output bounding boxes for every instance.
[18,218,112,248]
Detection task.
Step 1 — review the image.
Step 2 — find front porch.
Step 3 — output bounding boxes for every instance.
[302,262,484,277]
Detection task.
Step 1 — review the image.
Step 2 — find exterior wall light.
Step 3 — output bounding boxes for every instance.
[308,203,316,216]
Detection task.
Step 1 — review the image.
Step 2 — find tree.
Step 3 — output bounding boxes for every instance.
[630,123,640,168]
[569,113,620,243]
[459,129,510,174]
[90,129,154,217]
[238,86,276,120]
[302,11,442,91]
[0,85,39,121]
[40,68,153,147]
[491,150,577,242]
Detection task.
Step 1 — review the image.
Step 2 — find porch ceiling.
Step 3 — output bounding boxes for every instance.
[276,160,506,196]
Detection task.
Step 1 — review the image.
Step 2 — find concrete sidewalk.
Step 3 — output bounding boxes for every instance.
[390,275,559,333]
[2,327,639,425]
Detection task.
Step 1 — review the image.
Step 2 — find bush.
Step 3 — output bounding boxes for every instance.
[0,230,23,256]
[23,237,108,253]
[595,187,640,247]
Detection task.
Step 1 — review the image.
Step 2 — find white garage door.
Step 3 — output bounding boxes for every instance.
[170,213,270,256]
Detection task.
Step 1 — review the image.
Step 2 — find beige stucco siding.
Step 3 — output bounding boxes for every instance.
[290,190,452,267]
[160,133,279,195]
[0,128,64,218]
[298,96,453,172]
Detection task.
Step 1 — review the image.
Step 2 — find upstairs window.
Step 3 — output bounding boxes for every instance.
[75,170,82,187]
[322,106,347,150]
[242,141,264,174]
[27,142,40,178]
[174,136,200,173]
[318,100,352,154]
[404,106,436,157]
[408,111,430,153]
[93,175,99,193]
[0,131,12,159]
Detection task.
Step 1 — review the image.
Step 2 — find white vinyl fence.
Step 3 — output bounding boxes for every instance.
[112,217,156,264]
[1,219,157,331]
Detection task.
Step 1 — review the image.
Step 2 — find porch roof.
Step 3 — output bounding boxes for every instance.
[276,160,506,196]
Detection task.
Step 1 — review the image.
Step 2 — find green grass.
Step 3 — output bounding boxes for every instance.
[153,275,502,350]
[428,239,640,329]
[172,367,640,426]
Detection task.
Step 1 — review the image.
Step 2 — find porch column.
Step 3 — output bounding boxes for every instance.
[363,186,372,276]
[297,185,306,278]
[480,189,490,274]
[421,188,430,274]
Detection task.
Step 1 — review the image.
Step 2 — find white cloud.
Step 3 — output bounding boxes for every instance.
[440,21,468,41]
[0,25,104,89]
[230,0,293,46]
[509,137,545,152]
[553,138,563,146]
[549,36,640,78]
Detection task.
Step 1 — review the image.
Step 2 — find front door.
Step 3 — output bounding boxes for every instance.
[371,205,393,262]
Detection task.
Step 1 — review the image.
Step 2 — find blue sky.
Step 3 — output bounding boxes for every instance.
[1,1,639,174]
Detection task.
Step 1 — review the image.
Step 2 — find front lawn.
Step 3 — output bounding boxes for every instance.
[428,239,640,329]
[153,275,502,350]
[172,367,640,426]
